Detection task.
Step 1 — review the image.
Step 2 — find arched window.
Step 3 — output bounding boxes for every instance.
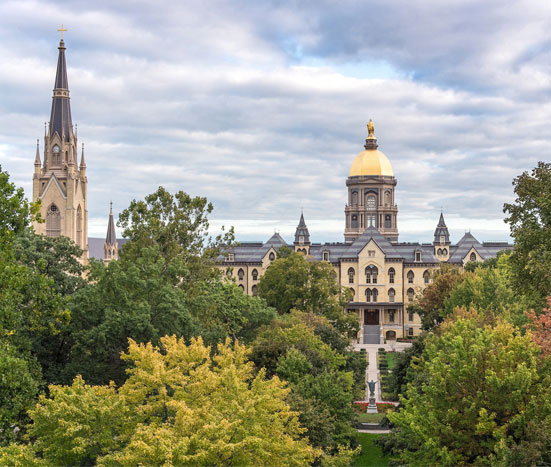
[351,214,358,228]
[470,252,476,261]
[423,270,430,284]
[386,330,396,340]
[388,267,395,284]
[407,270,414,284]
[385,214,391,228]
[388,310,395,323]
[76,205,82,247]
[347,267,355,284]
[365,289,372,302]
[46,204,61,237]
[269,252,275,261]
[351,191,358,206]
[437,248,443,256]
[239,284,244,291]
[238,268,244,281]
[365,265,378,284]
[226,268,232,277]
[372,288,378,303]
[407,288,414,301]
[385,191,391,207]
[388,288,395,302]
[349,288,355,300]
[252,269,258,281]
[443,248,448,255]
[251,285,258,296]
[366,194,376,210]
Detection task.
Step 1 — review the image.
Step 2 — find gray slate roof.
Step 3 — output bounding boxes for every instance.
[88,237,127,261]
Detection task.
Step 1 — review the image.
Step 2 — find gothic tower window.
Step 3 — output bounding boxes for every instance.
[388,267,395,283]
[46,204,61,237]
[52,145,61,165]
[351,214,358,228]
[443,248,448,255]
[437,248,443,256]
[269,252,275,261]
[76,205,82,247]
[385,214,391,228]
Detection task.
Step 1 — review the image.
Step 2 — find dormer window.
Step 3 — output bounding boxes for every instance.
[322,251,329,261]
[299,235,304,244]
[226,253,234,262]
[415,250,422,262]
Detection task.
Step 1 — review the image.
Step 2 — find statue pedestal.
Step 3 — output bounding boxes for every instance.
[366,397,378,413]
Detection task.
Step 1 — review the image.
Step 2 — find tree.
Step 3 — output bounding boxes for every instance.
[387,312,551,466]
[409,264,465,330]
[257,252,357,337]
[504,161,551,305]
[525,297,551,357]
[1,337,318,466]
[117,186,234,290]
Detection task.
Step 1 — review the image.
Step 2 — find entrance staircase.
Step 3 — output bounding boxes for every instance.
[363,325,380,344]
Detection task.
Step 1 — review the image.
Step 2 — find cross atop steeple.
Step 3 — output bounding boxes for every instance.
[57,24,67,41]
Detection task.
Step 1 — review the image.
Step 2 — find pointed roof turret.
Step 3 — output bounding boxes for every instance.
[34,139,41,166]
[80,143,86,168]
[49,36,73,142]
[294,212,310,244]
[434,211,450,244]
[106,202,117,245]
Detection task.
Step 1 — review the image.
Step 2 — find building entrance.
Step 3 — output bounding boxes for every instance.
[364,309,379,325]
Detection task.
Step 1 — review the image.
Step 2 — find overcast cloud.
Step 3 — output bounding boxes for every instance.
[0,0,549,244]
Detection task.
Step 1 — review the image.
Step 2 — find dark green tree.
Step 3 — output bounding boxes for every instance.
[504,161,551,305]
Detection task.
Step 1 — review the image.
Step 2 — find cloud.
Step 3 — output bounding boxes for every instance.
[0,0,548,246]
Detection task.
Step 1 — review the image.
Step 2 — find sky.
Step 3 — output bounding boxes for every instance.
[0,0,549,244]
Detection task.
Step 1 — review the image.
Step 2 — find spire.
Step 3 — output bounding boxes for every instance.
[80,143,86,168]
[106,202,117,245]
[364,119,378,150]
[294,212,310,244]
[434,211,450,244]
[49,35,73,142]
[34,139,41,166]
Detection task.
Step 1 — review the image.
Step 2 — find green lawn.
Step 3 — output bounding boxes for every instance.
[356,412,386,423]
[351,433,389,467]
[385,352,397,370]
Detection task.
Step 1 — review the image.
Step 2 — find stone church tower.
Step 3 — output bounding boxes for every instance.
[344,121,399,243]
[32,36,89,261]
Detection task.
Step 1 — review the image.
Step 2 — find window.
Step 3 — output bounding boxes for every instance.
[351,214,358,228]
[351,191,358,205]
[388,288,395,302]
[238,269,244,281]
[443,248,448,255]
[367,215,376,227]
[366,195,376,210]
[437,248,443,256]
[408,327,414,337]
[252,269,258,281]
[76,205,82,247]
[440,235,445,244]
[226,253,234,262]
[365,265,378,283]
[409,310,414,321]
[299,235,304,244]
[239,284,244,291]
[407,270,414,283]
[323,251,329,261]
[252,285,258,296]
[348,267,355,284]
[385,191,391,207]
[385,214,391,228]
[269,252,275,261]
[388,310,395,323]
[46,204,61,237]
[368,250,376,257]
[349,288,355,299]
[423,270,430,284]
[388,267,395,284]
[372,288,378,303]
[226,268,232,277]
[407,288,414,301]
[470,252,476,261]
[365,289,372,302]
[415,250,421,262]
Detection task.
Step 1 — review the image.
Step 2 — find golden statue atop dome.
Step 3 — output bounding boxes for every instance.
[367,119,375,138]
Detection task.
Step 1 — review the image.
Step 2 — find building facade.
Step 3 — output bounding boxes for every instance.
[220,122,512,344]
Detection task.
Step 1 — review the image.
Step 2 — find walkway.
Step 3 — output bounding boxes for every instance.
[354,342,412,403]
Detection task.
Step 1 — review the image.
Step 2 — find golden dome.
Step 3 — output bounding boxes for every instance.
[349,149,394,177]
[349,120,394,177]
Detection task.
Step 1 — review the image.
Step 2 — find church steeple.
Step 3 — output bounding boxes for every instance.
[49,37,73,142]
[434,211,451,261]
[104,202,119,263]
[293,212,310,254]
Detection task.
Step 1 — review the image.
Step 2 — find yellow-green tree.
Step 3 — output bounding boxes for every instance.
[1,337,318,466]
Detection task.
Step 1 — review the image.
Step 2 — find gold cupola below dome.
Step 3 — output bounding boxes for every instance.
[349,120,394,177]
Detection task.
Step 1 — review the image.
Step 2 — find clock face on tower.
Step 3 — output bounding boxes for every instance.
[52,145,60,153]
